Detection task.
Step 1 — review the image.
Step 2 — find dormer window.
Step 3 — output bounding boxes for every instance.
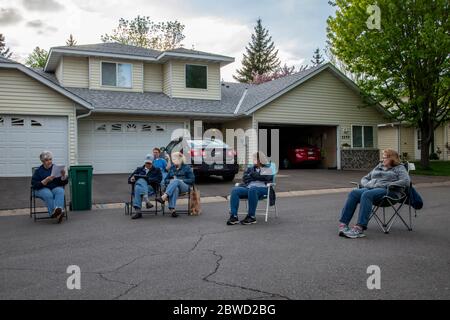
[102,62,132,88]
[186,64,207,89]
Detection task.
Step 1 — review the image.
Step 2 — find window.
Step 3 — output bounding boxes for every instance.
[352,126,374,148]
[102,62,132,88]
[11,118,24,126]
[96,124,107,132]
[111,124,122,132]
[126,123,137,132]
[186,64,207,89]
[142,124,152,132]
[155,125,166,132]
[31,120,42,127]
[0,117,4,126]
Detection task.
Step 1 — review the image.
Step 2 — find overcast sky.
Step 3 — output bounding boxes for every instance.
[0,0,335,81]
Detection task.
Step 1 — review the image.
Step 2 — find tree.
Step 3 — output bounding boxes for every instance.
[66,34,77,46]
[0,34,12,58]
[251,64,309,85]
[311,48,325,66]
[327,0,449,169]
[101,16,185,51]
[25,47,49,69]
[234,18,281,83]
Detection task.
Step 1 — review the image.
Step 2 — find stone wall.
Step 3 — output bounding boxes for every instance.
[341,149,380,170]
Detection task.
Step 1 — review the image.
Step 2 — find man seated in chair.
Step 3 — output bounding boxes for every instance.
[339,149,411,239]
[31,151,68,223]
[128,155,162,220]
[227,151,275,226]
[156,152,195,218]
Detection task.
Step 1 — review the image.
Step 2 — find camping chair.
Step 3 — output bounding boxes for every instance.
[165,184,194,216]
[351,162,415,234]
[125,182,165,216]
[30,167,69,222]
[236,163,278,223]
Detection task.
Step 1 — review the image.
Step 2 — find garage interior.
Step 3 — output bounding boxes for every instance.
[259,124,338,170]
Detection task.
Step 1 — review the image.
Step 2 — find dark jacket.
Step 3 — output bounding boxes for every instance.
[32,165,69,190]
[241,165,276,206]
[165,164,195,186]
[128,166,162,186]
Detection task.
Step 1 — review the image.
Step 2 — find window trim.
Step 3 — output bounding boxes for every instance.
[100,61,133,89]
[184,63,208,90]
[351,125,375,149]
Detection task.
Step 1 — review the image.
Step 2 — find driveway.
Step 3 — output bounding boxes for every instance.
[0,185,449,300]
[1,169,450,210]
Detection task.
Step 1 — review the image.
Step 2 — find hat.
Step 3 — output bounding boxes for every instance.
[144,154,154,164]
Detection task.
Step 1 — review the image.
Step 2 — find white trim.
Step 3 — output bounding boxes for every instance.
[337,125,342,170]
[100,60,133,89]
[92,108,239,118]
[184,63,208,90]
[234,88,248,115]
[0,63,93,110]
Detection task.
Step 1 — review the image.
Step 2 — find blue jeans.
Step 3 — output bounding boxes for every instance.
[133,179,155,209]
[35,187,65,216]
[230,186,268,218]
[340,188,388,228]
[165,179,191,210]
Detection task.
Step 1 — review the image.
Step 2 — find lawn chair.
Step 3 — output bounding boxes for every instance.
[125,182,165,216]
[236,163,278,223]
[30,167,69,222]
[351,162,415,234]
[165,184,195,216]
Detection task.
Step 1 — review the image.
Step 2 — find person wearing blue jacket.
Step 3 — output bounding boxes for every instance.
[128,155,163,219]
[156,152,195,218]
[31,151,68,223]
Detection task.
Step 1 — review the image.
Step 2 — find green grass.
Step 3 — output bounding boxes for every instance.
[412,161,450,176]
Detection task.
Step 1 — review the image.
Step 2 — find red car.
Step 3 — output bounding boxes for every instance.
[284,145,321,168]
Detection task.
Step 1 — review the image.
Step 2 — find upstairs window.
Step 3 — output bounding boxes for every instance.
[186,64,207,89]
[352,125,374,148]
[102,62,132,88]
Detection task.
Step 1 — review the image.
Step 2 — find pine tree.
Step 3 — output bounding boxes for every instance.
[234,19,280,83]
[25,47,49,69]
[311,48,325,66]
[66,34,77,46]
[0,34,12,59]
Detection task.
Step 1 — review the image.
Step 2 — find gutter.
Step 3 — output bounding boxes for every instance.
[92,108,240,118]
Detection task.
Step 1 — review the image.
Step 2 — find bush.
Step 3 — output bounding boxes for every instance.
[429,153,440,160]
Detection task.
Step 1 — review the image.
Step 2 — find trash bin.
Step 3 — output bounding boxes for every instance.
[69,165,93,211]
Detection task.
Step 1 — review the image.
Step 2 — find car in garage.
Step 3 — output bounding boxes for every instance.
[283,145,322,168]
[162,137,239,181]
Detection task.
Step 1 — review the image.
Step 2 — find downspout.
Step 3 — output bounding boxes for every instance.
[75,110,93,166]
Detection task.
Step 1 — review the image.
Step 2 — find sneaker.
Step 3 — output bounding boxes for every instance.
[227,215,239,226]
[145,200,154,209]
[240,216,257,225]
[171,211,178,218]
[344,226,366,239]
[54,208,64,224]
[339,224,350,237]
[131,208,142,220]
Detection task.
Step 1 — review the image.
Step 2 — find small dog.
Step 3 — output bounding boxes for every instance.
[190,187,202,216]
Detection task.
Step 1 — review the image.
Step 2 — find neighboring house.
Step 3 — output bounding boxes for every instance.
[0,43,388,177]
[379,123,450,161]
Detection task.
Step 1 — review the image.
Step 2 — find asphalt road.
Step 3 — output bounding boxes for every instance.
[0,185,449,300]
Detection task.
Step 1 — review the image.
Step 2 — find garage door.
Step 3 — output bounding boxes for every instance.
[0,115,68,177]
[78,120,186,174]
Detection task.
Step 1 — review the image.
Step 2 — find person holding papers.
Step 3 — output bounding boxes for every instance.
[31,151,68,223]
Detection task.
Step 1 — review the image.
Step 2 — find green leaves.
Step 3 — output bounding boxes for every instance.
[25,47,48,69]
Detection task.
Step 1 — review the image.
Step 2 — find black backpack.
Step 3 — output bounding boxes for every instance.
[409,187,424,210]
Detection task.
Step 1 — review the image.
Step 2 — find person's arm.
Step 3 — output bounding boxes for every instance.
[31,169,44,190]
[242,167,253,184]
[360,169,373,188]
[391,166,411,188]
[182,167,195,185]
[148,168,163,184]
[249,167,274,184]
[128,168,139,184]
[164,168,174,185]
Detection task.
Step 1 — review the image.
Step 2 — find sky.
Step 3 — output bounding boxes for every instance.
[0,0,336,81]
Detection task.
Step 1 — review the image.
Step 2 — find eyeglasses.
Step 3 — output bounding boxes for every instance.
[44,158,53,161]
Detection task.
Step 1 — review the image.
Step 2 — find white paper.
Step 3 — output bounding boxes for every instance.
[51,165,66,178]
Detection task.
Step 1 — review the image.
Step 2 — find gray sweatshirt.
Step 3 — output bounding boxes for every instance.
[361,163,411,190]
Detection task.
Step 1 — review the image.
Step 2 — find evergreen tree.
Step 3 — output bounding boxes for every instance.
[66,34,77,46]
[0,34,12,58]
[25,47,49,69]
[234,19,280,83]
[311,48,324,66]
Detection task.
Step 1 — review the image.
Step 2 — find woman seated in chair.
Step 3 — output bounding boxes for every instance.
[339,149,411,239]
[156,152,195,218]
[227,152,275,226]
[31,151,68,223]
[128,154,163,220]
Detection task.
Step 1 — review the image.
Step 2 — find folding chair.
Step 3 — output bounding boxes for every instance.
[165,184,194,216]
[30,167,69,222]
[236,163,278,223]
[124,182,165,216]
[352,162,415,234]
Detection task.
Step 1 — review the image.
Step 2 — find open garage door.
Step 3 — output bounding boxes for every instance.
[259,124,338,170]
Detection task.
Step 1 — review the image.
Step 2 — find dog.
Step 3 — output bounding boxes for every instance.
[189,187,202,216]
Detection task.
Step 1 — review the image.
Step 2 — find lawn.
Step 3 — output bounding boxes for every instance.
[412,161,450,176]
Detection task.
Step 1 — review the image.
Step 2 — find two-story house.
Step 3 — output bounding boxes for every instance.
[0,43,388,177]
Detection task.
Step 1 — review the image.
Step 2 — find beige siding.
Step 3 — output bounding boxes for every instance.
[170,61,221,100]
[62,56,89,88]
[89,57,144,92]
[55,59,63,85]
[399,126,416,161]
[435,125,447,161]
[144,63,163,92]
[163,62,172,96]
[378,126,399,157]
[254,70,386,148]
[0,69,78,165]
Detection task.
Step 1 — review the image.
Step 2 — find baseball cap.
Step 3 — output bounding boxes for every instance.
[144,154,154,164]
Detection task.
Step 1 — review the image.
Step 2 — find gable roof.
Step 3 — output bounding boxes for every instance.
[0,56,16,64]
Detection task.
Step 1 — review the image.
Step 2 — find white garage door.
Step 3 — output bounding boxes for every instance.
[78,120,186,174]
[0,115,68,177]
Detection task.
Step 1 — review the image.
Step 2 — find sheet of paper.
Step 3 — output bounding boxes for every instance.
[51,165,65,178]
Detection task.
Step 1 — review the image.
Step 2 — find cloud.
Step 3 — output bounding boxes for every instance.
[22,0,64,12]
[26,19,58,35]
[0,8,23,26]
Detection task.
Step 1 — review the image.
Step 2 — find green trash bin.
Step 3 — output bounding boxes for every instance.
[69,165,93,211]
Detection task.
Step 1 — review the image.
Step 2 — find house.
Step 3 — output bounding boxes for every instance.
[0,43,388,177]
[378,123,450,161]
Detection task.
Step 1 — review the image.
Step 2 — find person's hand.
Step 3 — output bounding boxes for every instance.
[42,176,55,185]
[130,176,136,183]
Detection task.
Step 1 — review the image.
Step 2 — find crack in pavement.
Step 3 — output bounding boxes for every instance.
[202,250,292,301]
[189,227,246,253]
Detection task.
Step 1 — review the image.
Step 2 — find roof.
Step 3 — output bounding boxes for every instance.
[51,43,161,58]
[0,56,17,64]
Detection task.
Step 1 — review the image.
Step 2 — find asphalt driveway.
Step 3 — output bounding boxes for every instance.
[0,185,449,300]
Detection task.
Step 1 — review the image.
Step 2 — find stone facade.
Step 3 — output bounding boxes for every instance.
[341,149,380,170]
